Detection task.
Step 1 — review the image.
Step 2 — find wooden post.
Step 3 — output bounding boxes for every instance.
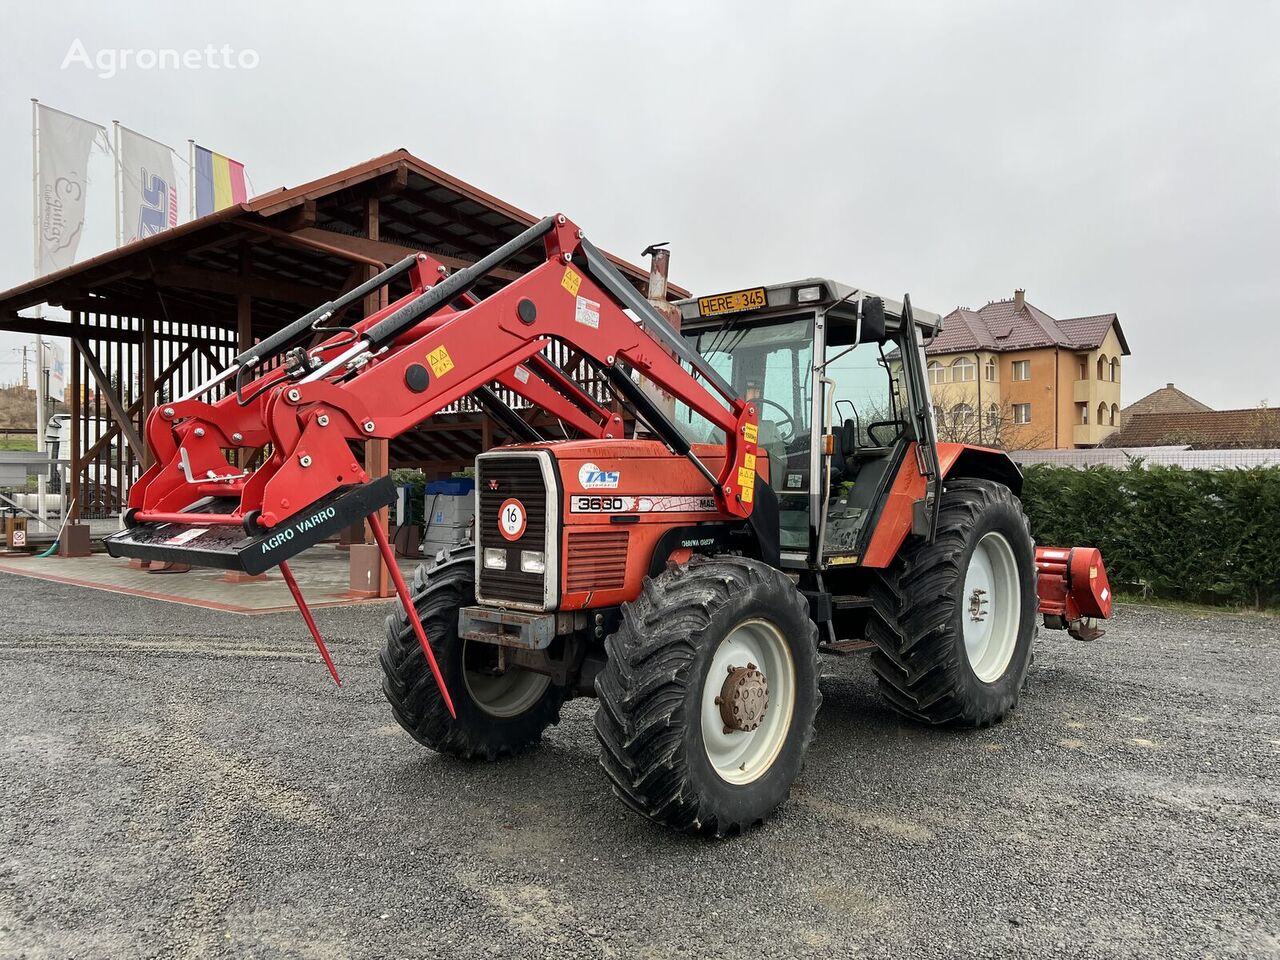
[356,194,392,597]
[69,313,81,521]
[237,246,253,468]
[141,316,155,469]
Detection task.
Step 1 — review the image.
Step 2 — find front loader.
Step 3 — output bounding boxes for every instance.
[107,214,1112,835]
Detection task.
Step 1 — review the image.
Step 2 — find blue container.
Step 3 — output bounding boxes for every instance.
[425,477,475,496]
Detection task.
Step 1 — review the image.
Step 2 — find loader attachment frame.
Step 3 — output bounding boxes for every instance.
[106,214,763,702]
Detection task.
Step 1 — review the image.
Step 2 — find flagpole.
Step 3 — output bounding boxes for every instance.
[31,99,47,528]
[112,120,122,247]
[31,99,40,280]
[187,139,195,221]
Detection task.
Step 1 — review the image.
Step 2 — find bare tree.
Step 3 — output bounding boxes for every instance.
[930,386,1054,450]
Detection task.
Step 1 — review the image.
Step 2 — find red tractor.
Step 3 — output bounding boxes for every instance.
[108,215,1111,835]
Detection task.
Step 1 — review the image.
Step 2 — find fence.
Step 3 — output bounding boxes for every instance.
[1020,462,1280,609]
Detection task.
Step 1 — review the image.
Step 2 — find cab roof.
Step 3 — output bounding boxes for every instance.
[676,278,942,335]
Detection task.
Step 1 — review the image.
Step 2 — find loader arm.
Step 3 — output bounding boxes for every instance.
[105,214,761,702]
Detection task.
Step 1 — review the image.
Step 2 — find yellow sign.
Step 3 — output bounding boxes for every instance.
[698,287,767,318]
[562,266,582,296]
[829,554,859,566]
[427,345,455,378]
[743,422,758,444]
[744,453,756,471]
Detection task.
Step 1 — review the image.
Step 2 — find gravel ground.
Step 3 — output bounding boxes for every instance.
[0,573,1276,959]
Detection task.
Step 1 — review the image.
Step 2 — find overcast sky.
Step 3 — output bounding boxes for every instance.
[1,0,1276,408]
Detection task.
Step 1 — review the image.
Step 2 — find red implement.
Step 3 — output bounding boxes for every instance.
[1035,546,1113,641]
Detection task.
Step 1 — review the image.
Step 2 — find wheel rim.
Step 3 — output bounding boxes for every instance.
[962,531,1022,683]
[701,619,796,785]
[461,640,551,718]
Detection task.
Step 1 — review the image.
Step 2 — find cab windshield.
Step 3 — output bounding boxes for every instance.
[675,315,814,549]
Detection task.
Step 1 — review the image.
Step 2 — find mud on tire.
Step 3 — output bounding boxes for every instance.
[379,546,565,760]
[594,556,821,836]
[866,478,1038,727]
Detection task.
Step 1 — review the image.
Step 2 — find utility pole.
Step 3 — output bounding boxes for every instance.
[12,345,31,389]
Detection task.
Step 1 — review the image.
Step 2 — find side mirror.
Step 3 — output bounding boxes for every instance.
[859,297,887,344]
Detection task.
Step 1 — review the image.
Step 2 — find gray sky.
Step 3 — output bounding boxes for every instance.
[2,0,1277,408]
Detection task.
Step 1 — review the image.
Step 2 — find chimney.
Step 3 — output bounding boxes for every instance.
[1167,383,1175,390]
[1013,288,1025,311]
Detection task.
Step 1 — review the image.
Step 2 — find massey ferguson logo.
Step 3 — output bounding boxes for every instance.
[578,462,620,489]
[488,479,499,491]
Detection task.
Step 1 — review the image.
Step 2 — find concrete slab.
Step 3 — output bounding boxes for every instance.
[0,545,428,615]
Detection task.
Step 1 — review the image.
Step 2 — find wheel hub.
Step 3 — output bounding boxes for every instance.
[968,587,989,622]
[717,663,769,733]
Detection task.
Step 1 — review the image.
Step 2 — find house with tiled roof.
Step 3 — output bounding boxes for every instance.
[1120,382,1212,421]
[1107,408,1280,449]
[926,289,1131,449]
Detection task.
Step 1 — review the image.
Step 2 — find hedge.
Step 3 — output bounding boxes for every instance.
[1019,463,1280,609]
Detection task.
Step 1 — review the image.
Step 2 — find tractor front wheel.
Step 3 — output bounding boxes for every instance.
[594,556,821,836]
[866,478,1038,727]
[380,546,565,760]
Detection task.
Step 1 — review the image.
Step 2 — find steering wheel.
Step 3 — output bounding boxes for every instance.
[756,398,797,443]
[865,420,902,447]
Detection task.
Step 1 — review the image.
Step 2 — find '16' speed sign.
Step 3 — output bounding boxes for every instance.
[498,498,527,541]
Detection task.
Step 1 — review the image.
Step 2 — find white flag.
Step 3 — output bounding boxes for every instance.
[118,125,178,244]
[37,104,104,275]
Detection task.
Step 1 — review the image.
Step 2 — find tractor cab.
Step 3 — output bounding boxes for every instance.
[674,280,942,569]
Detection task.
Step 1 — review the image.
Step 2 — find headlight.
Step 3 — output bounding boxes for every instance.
[483,548,507,570]
[520,550,545,574]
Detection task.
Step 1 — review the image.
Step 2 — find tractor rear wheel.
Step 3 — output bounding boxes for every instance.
[866,478,1038,727]
[380,546,565,760]
[594,556,821,836]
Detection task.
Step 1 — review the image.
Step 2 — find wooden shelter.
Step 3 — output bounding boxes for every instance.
[0,149,683,519]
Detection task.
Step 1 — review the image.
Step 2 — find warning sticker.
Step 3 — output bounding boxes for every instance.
[427,346,455,378]
[562,266,582,296]
[575,296,601,329]
[743,422,758,444]
[514,365,530,383]
[743,453,756,472]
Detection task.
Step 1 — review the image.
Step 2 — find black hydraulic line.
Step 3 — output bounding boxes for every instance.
[473,386,546,443]
[577,238,737,404]
[525,352,609,417]
[362,217,556,351]
[234,254,420,369]
[604,360,719,491]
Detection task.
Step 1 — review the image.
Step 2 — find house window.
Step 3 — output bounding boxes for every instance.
[1013,403,1031,424]
[951,403,975,426]
[985,358,998,382]
[1078,360,1087,380]
[986,402,1000,426]
[1080,404,1089,424]
[1110,357,1119,383]
[1097,354,1108,380]
[933,405,947,427]
[1098,402,1107,425]
[951,357,975,382]
[1110,403,1118,426]
[928,361,945,385]
[1012,360,1030,381]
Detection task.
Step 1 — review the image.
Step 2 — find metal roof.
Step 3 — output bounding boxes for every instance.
[1011,446,1280,470]
[930,299,1129,356]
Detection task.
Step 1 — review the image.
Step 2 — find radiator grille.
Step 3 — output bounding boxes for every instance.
[566,530,629,593]
[476,455,550,608]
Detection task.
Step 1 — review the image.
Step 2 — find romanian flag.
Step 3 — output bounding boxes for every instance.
[193,145,247,217]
